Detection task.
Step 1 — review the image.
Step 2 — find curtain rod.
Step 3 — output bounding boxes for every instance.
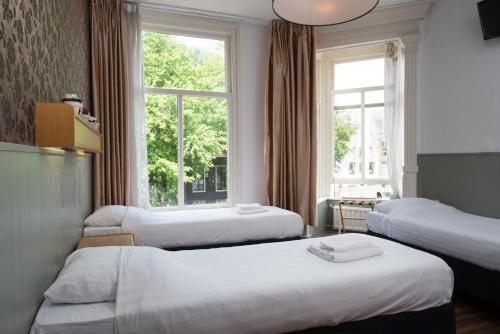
[123,0,269,25]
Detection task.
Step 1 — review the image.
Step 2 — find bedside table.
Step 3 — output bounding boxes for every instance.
[77,233,135,249]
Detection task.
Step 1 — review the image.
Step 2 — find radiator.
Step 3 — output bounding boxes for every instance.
[333,205,371,232]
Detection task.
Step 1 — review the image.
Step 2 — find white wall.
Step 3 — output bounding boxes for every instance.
[418,0,500,154]
[236,22,269,204]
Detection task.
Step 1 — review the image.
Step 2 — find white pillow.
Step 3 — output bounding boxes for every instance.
[375,198,438,214]
[44,247,121,304]
[84,205,128,227]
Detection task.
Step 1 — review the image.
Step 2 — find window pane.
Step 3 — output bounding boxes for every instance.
[146,94,179,207]
[183,96,228,205]
[216,165,227,191]
[192,167,206,193]
[365,90,384,105]
[334,58,384,90]
[143,31,226,92]
[365,107,388,179]
[333,93,361,108]
[334,108,362,179]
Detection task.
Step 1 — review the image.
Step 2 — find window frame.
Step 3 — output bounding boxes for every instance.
[333,82,388,185]
[191,169,206,193]
[142,12,239,211]
[317,44,390,195]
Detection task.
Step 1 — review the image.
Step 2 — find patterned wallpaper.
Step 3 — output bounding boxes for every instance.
[0,0,91,145]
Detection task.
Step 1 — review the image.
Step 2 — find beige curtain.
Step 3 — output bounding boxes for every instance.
[265,20,317,226]
[91,0,131,208]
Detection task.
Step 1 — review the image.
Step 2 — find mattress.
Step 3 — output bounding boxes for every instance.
[32,235,453,334]
[83,226,123,237]
[85,206,304,248]
[366,204,500,271]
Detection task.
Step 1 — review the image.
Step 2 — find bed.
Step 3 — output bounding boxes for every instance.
[83,205,304,249]
[366,198,500,306]
[31,234,455,334]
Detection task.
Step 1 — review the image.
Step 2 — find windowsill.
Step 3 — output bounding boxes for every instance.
[318,196,390,202]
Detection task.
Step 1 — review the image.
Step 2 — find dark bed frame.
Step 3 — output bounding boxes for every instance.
[368,230,500,308]
[297,302,455,334]
[165,236,302,251]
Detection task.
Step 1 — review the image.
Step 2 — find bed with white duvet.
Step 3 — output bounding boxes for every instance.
[31,234,454,334]
[366,198,500,306]
[366,198,500,271]
[83,205,304,249]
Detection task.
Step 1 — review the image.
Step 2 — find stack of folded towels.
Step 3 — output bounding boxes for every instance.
[233,203,268,215]
[308,235,384,263]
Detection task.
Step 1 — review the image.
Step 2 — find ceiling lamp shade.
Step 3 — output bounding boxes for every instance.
[272,0,379,26]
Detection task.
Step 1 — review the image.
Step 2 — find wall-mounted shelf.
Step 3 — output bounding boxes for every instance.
[35,102,102,153]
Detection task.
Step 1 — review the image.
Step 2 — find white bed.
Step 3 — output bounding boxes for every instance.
[31,235,453,334]
[366,200,500,271]
[84,206,304,248]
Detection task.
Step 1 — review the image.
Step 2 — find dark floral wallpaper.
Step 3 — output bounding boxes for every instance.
[0,0,91,145]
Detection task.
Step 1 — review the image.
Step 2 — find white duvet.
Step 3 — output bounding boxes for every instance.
[367,200,500,271]
[114,235,453,334]
[118,206,304,248]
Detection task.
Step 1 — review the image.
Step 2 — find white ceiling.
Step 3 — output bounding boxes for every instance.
[147,0,421,21]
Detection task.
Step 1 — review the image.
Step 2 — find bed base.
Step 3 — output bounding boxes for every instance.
[296,302,455,334]
[368,230,500,308]
[165,237,302,251]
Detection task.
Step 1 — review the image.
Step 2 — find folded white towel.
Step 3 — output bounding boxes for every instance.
[308,245,384,263]
[235,203,263,210]
[233,208,268,215]
[319,237,373,253]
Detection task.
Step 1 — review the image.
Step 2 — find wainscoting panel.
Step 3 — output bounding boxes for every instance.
[418,153,500,219]
[0,143,92,334]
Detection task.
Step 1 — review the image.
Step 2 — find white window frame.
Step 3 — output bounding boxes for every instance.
[332,74,388,185]
[142,12,239,211]
[317,44,390,196]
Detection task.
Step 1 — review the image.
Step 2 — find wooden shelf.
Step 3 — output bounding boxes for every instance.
[35,102,102,153]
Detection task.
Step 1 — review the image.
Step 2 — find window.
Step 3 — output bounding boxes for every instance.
[192,168,206,193]
[333,58,389,196]
[143,25,235,208]
[215,165,227,192]
[317,44,393,198]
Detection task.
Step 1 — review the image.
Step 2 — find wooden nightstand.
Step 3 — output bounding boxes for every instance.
[77,233,135,249]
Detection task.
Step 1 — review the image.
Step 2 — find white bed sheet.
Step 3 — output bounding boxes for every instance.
[30,300,115,334]
[83,226,123,236]
[116,235,452,334]
[31,235,452,334]
[121,206,304,248]
[366,204,500,271]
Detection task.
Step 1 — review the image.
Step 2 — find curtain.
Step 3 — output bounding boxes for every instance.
[91,0,131,208]
[126,4,149,208]
[265,20,317,226]
[384,42,405,198]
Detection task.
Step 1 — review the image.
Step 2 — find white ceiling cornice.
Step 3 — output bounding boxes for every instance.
[316,0,433,50]
[139,0,433,27]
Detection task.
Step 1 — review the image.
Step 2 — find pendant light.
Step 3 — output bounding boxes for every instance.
[272,0,379,26]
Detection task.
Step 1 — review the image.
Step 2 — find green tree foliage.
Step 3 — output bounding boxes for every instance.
[143,32,227,206]
[334,115,357,171]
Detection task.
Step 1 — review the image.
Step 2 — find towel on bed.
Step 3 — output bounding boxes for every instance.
[235,203,263,210]
[233,207,268,215]
[308,245,384,263]
[319,236,373,253]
